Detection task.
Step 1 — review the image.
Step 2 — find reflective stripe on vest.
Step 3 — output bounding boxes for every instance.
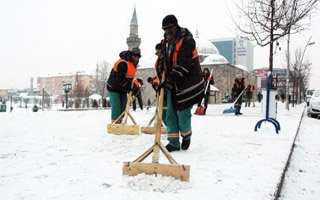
[113,59,136,79]
[173,38,198,64]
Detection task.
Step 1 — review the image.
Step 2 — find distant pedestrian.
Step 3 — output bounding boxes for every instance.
[280,92,285,103]
[245,84,253,107]
[257,91,263,103]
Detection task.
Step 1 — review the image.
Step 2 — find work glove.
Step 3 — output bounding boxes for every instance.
[157,81,172,91]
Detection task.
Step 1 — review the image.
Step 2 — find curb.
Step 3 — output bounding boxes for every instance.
[273,106,306,199]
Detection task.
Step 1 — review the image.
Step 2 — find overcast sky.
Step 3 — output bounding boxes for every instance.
[0,0,319,89]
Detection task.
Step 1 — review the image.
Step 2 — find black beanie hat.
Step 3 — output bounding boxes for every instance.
[147,77,153,83]
[162,15,178,29]
[130,48,141,57]
[155,43,162,50]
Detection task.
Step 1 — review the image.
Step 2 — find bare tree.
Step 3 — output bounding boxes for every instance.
[73,72,91,108]
[290,48,312,105]
[94,60,111,99]
[233,0,318,71]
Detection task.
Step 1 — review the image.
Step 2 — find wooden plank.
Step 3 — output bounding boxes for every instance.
[159,143,178,164]
[112,111,125,124]
[141,127,167,134]
[145,115,155,128]
[133,145,154,162]
[152,144,160,163]
[127,112,137,125]
[123,162,190,181]
[107,124,140,135]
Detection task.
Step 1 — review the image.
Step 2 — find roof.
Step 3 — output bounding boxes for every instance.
[201,54,229,65]
[130,7,138,25]
[195,37,220,55]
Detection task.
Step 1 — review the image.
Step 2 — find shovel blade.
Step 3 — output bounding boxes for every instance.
[223,107,236,114]
[107,124,140,135]
[123,161,190,181]
[194,106,206,115]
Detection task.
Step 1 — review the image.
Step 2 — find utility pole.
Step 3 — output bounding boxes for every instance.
[298,36,315,104]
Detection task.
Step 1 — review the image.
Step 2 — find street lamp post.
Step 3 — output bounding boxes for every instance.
[297,37,315,104]
[63,83,72,109]
[286,35,315,109]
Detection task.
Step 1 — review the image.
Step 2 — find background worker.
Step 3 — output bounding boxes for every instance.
[232,77,245,115]
[197,67,214,114]
[132,78,144,111]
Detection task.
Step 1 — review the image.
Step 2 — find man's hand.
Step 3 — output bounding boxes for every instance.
[157,81,172,91]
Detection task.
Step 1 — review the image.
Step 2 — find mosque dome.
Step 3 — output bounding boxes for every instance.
[195,37,220,55]
[202,54,229,65]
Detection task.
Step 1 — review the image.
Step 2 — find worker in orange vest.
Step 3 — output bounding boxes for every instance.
[158,15,204,152]
[107,48,141,123]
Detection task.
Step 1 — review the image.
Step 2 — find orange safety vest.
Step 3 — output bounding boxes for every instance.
[173,38,198,64]
[250,85,255,92]
[113,59,136,79]
[133,79,139,87]
[154,59,159,69]
[153,76,160,84]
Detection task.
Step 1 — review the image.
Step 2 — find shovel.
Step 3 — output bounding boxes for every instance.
[107,84,141,134]
[123,63,190,181]
[223,87,246,114]
[195,68,214,115]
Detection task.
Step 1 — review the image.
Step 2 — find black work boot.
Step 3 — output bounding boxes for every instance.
[165,144,180,152]
[181,139,190,150]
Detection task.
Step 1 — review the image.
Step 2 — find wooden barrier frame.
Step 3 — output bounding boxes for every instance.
[123,69,190,181]
[141,95,167,135]
[107,89,140,135]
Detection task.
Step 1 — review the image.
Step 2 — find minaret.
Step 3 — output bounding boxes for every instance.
[127,6,141,50]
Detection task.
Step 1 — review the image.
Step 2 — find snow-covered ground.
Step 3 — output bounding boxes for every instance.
[0,102,319,200]
[279,114,320,200]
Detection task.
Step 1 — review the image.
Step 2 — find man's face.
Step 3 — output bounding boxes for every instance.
[164,25,177,41]
[155,49,161,57]
[132,55,140,65]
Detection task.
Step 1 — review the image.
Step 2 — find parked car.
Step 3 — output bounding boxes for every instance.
[306,89,314,106]
[307,89,320,118]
